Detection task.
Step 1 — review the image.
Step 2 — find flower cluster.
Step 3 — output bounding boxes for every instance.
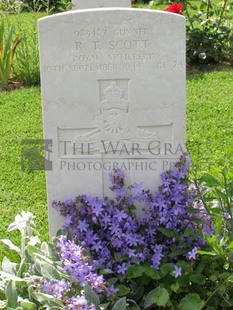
[54,155,212,275]
[140,156,208,265]
[57,235,108,293]
[64,296,96,310]
[165,2,183,15]
[56,187,145,274]
[41,278,71,300]
[41,236,112,309]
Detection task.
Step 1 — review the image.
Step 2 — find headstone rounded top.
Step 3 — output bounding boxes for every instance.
[72,0,131,10]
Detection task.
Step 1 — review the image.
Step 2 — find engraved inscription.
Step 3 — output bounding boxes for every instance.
[42,26,184,73]
[75,39,149,51]
[113,28,149,37]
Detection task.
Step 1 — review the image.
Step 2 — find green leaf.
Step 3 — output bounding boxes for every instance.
[171,283,179,292]
[34,253,54,265]
[84,285,100,308]
[56,229,69,238]
[6,280,18,309]
[114,252,123,262]
[200,173,221,187]
[47,243,60,261]
[27,245,39,258]
[161,263,173,276]
[20,301,36,310]
[183,229,195,237]
[1,257,17,275]
[198,52,207,60]
[28,286,63,306]
[144,267,160,280]
[127,266,145,279]
[127,299,141,310]
[209,275,218,281]
[170,249,187,257]
[116,285,131,297]
[0,271,28,282]
[157,227,175,237]
[127,205,137,211]
[112,297,126,310]
[209,166,222,174]
[187,208,202,214]
[40,262,61,280]
[99,303,110,309]
[215,188,227,200]
[0,239,20,254]
[178,293,204,310]
[198,250,216,256]
[40,242,49,255]
[190,274,206,285]
[209,207,222,214]
[0,300,7,309]
[227,275,233,283]
[215,215,223,235]
[144,287,169,308]
[131,286,144,303]
[99,269,114,275]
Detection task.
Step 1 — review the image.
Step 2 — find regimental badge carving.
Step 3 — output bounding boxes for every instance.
[58,79,173,157]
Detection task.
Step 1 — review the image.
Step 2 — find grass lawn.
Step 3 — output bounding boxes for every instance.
[0,69,232,261]
[186,69,233,174]
[0,88,48,261]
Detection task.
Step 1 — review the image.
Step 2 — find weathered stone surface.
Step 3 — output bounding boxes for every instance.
[39,9,186,237]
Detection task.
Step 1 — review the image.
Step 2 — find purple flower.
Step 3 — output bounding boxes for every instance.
[116,186,127,198]
[126,233,139,247]
[132,182,144,195]
[109,222,121,235]
[106,284,119,297]
[117,262,130,274]
[77,220,89,232]
[127,248,136,258]
[173,265,182,278]
[91,199,103,216]
[114,209,128,221]
[151,245,164,269]
[187,247,198,260]
[101,212,111,225]
[91,240,103,252]
[64,214,72,227]
[111,236,124,249]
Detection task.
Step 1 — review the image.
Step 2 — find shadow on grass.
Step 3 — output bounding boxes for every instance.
[187,63,233,80]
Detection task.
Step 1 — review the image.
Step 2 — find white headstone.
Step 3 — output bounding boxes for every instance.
[72,0,131,10]
[39,8,186,237]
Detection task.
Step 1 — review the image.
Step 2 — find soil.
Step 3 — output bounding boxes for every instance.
[187,62,233,76]
[0,81,24,92]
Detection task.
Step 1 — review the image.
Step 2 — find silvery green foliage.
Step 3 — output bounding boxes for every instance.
[0,0,24,13]
[0,211,125,310]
